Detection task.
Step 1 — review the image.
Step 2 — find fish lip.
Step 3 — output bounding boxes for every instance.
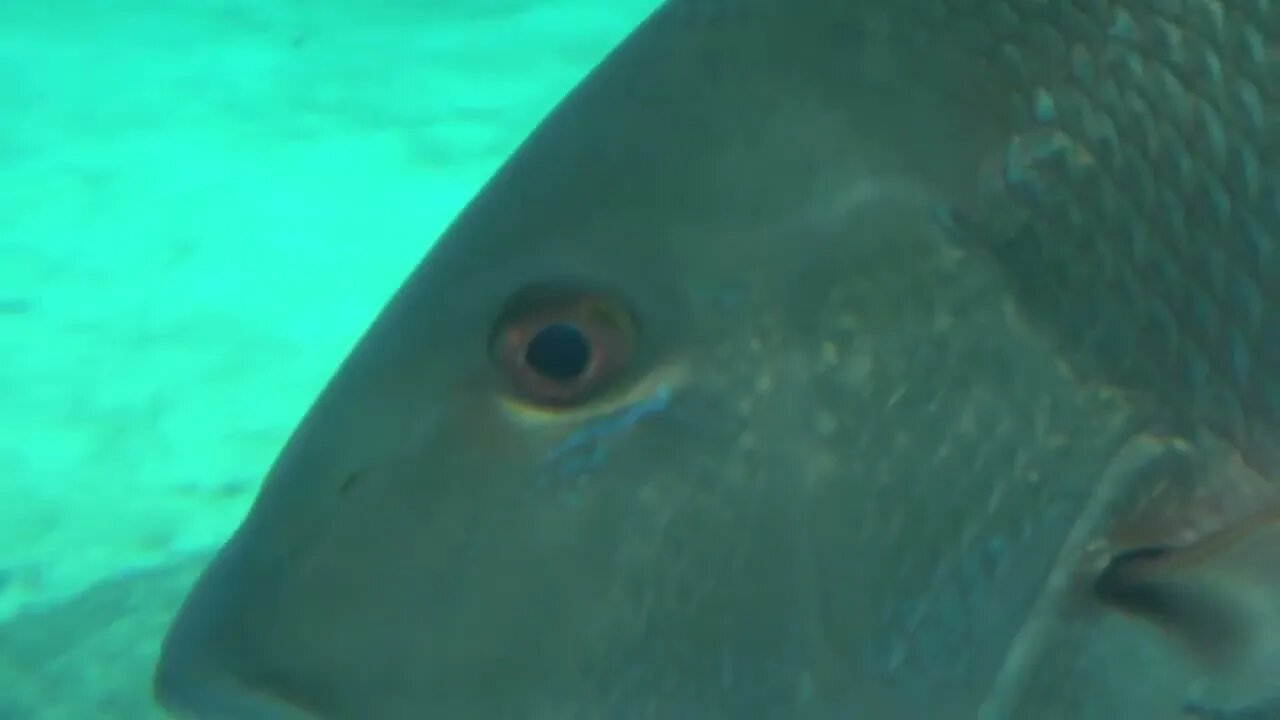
[153,662,321,720]
[154,603,323,720]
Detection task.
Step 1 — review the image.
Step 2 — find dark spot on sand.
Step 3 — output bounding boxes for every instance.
[174,476,256,500]
[0,298,31,315]
[212,477,255,499]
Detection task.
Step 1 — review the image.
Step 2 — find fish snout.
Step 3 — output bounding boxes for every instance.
[154,551,318,720]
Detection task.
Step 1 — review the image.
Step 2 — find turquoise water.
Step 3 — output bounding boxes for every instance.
[0,1,658,715]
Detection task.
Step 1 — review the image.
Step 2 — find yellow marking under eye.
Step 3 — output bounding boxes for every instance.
[497,360,689,428]
[581,299,636,334]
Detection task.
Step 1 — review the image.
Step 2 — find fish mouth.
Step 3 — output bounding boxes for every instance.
[153,663,320,720]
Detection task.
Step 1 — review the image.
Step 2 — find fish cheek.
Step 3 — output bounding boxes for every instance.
[388,378,696,691]
[236,414,605,711]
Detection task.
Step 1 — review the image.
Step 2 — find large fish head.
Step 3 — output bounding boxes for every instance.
[152,2,1190,718]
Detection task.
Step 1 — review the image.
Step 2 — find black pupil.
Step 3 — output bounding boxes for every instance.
[524,323,592,383]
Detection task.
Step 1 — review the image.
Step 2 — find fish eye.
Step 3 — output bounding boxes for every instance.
[491,286,637,408]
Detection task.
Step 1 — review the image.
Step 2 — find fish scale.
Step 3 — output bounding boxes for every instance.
[949,0,1280,461]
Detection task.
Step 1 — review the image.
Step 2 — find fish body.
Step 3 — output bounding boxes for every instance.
[949,0,1280,477]
[154,1,1280,718]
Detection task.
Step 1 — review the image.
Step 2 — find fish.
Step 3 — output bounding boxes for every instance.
[152,0,1280,718]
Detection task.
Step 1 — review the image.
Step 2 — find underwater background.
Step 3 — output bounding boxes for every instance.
[0,0,660,715]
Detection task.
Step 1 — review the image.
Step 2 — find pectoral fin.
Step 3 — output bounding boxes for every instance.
[1096,508,1280,717]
